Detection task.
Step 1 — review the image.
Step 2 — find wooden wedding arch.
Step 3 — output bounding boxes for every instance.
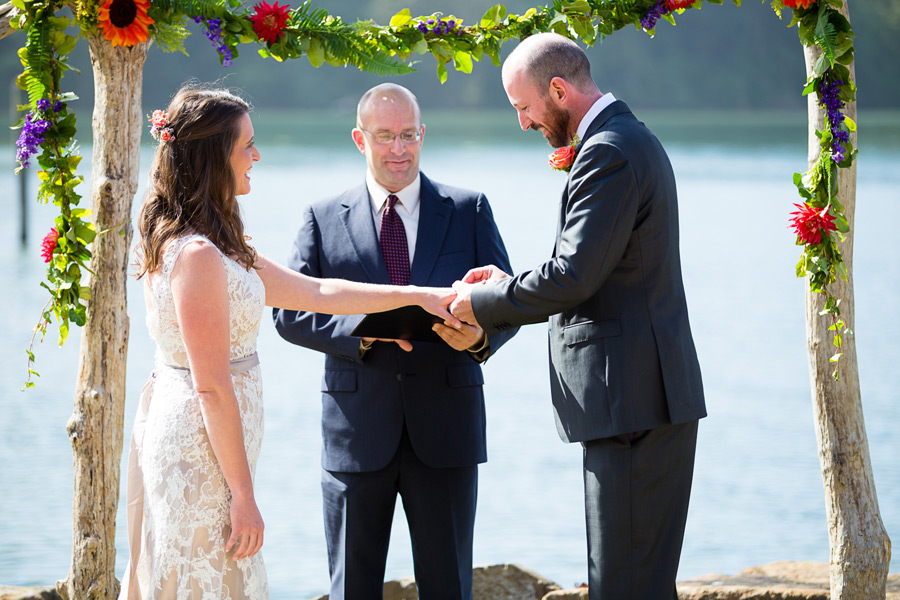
[0,0,890,597]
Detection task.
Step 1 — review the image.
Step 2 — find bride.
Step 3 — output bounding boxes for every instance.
[119,85,457,599]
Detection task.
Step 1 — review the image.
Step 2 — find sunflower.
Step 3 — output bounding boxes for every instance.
[97,0,154,47]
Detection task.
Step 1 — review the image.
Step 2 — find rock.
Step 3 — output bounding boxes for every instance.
[312,563,561,600]
[472,563,561,600]
[676,561,900,600]
[542,583,588,599]
[0,586,61,600]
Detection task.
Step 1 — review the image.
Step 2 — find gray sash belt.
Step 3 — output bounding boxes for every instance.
[162,351,260,375]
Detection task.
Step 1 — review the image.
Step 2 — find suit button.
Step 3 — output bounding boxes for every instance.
[396,373,402,382]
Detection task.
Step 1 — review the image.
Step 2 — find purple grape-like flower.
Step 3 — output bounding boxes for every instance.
[53,100,63,113]
[641,0,668,30]
[417,22,428,33]
[36,99,51,112]
[194,16,233,67]
[819,73,849,164]
[16,111,51,168]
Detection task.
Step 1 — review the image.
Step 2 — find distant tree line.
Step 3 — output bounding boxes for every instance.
[2,0,898,118]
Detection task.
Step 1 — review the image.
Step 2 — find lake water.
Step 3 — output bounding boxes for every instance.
[1,111,898,597]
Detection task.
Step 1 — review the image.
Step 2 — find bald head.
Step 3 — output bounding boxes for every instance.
[356,83,421,129]
[502,32,597,97]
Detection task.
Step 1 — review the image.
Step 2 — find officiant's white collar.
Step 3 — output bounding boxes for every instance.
[366,172,422,216]
[575,93,617,142]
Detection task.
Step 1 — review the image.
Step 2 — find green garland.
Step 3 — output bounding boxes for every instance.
[10,0,855,384]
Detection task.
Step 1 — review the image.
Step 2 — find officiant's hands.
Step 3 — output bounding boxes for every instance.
[432,321,486,352]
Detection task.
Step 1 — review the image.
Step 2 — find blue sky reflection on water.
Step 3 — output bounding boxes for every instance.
[0,112,897,597]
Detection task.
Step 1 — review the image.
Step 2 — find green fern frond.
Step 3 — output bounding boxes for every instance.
[151,0,230,18]
[814,9,837,64]
[318,32,413,76]
[291,1,331,29]
[24,20,51,104]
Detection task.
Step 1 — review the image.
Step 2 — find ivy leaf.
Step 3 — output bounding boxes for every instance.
[436,60,448,84]
[389,8,411,27]
[453,50,473,73]
[480,4,507,28]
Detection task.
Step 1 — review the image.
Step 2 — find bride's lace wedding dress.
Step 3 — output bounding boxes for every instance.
[120,234,269,599]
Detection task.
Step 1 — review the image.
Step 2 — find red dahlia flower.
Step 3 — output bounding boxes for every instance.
[40,227,59,263]
[666,0,695,10]
[789,203,837,246]
[782,0,815,9]
[250,0,291,44]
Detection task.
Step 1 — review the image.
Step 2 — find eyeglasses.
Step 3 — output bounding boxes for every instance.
[358,127,422,145]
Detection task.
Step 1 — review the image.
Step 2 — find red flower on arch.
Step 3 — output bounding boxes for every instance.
[666,0,695,11]
[40,227,59,263]
[789,203,837,246]
[250,1,291,44]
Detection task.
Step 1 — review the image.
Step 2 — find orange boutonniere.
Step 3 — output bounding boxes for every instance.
[548,135,580,172]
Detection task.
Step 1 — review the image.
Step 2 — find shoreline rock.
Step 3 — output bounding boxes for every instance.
[5,562,900,600]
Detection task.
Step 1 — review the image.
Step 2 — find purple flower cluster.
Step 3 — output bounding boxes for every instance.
[16,112,51,168]
[640,1,668,30]
[194,16,233,66]
[15,98,62,168]
[416,17,462,36]
[819,75,850,163]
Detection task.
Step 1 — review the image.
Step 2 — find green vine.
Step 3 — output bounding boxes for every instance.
[9,0,856,384]
[779,0,855,379]
[11,0,93,388]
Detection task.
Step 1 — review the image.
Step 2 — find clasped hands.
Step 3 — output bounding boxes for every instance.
[363,265,511,352]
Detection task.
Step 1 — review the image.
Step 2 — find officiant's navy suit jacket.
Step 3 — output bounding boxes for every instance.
[273,172,516,472]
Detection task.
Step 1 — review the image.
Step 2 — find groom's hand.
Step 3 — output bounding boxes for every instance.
[361,337,413,352]
[449,281,480,328]
[461,264,511,285]
[432,321,485,352]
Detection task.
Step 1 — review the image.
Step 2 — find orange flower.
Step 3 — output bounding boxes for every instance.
[98,0,154,47]
[549,145,576,172]
[782,0,815,9]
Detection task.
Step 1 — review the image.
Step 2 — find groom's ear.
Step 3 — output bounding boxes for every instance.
[548,77,569,106]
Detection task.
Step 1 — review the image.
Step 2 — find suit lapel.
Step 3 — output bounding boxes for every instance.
[409,174,452,285]
[338,183,391,284]
[552,100,633,256]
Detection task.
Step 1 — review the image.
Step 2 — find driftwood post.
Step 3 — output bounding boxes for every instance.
[801,2,891,598]
[56,36,148,599]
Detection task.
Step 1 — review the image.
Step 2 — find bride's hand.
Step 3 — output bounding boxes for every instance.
[227,493,264,560]
[418,287,461,329]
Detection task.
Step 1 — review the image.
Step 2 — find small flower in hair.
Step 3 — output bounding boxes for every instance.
[148,109,175,142]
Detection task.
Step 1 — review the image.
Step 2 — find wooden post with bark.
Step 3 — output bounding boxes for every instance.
[802,2,891,597]
[55,37,148,600]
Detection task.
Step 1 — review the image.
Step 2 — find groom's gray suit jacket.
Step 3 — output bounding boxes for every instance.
[472,100,706,441]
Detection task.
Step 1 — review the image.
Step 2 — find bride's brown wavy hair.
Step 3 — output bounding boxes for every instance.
[135,85,257,278]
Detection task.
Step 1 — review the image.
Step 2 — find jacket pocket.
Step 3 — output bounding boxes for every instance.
[446,362,485,388]
[563,319,622,346]
[322,369,357,392]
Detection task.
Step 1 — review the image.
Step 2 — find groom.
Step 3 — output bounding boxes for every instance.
[274,83,516,599]
[451,33,707,598]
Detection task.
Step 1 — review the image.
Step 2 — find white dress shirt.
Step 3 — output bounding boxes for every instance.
[366,171,421,264]
[576,92,617,142]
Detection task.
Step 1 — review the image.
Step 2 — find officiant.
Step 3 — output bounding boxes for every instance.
[273,82,517,600]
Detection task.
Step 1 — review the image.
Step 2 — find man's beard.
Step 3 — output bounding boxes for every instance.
[533,102,572,148]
